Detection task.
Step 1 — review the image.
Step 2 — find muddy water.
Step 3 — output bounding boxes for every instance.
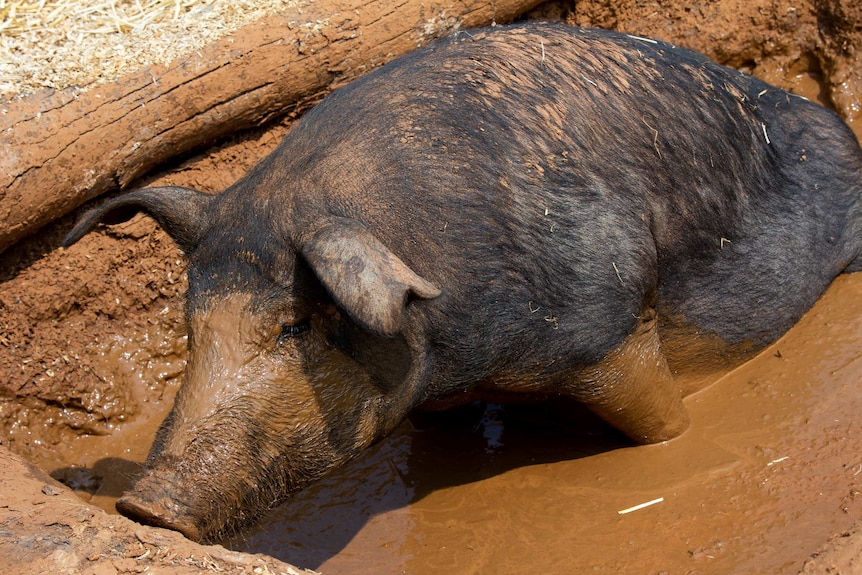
[216,274,862,574]
[38,64,862,574]
[42,272,862,574]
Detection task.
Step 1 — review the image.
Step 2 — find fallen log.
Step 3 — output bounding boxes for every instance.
[0,0,543,255]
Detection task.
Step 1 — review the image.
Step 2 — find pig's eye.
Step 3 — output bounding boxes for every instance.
[277,320,310,344]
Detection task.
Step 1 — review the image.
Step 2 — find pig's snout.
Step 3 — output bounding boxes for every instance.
[116,473,203,542]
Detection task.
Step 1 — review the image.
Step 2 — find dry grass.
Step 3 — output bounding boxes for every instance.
[0,0,304,97]
[0,0,215,36]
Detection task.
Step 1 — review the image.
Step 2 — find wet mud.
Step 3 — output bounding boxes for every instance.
[3,2,862,574]
[226,272,862,574]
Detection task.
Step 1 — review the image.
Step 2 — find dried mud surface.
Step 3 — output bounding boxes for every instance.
[2,0,862,573]
[0,445,317,575]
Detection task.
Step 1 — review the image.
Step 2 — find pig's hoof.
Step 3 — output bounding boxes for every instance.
[116,494,202,542]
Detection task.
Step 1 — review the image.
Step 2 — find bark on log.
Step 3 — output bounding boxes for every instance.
[0,0,543,255]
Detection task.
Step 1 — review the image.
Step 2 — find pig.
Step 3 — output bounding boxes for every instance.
[63,22,862,542]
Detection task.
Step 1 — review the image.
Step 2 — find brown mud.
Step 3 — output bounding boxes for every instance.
[226,272,862,574]
[0,446,316,575]
[3,1,862,573]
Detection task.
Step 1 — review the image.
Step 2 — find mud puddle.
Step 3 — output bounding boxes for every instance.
[59,270,862,574]
[45,236,862,572]
[12,322,187,515]
[214,274,862,575]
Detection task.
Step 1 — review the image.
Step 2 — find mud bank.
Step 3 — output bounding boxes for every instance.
[0,445,317,575]
[2,0,862,574]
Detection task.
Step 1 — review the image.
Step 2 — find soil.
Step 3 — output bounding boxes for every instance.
[2,0,862,573]
[0,445,317,575]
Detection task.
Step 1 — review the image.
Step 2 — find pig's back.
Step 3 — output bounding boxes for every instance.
[279,22,862,376]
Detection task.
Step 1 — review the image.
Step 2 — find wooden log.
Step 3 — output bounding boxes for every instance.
[0,0,543,255]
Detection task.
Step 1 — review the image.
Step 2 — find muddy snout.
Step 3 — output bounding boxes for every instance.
[116,471,205,542]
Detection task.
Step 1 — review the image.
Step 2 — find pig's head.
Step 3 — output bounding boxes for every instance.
[63,186,440,541]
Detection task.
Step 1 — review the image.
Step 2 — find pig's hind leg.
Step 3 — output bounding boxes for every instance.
[567,310,689,444]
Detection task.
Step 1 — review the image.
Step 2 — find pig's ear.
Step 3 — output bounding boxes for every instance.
[62,186,213,253]
[301,218,441,337]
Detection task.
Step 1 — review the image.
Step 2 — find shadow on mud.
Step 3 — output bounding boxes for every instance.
[225,400,631,569]
[51,456,143,500]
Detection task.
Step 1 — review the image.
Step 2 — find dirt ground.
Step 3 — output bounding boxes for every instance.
[0,445,317,575]
[2,0,862,573]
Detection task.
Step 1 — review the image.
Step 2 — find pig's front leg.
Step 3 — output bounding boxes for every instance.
[568,312,690,444]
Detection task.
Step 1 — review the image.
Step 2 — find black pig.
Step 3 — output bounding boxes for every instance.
[64,22,862,541]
